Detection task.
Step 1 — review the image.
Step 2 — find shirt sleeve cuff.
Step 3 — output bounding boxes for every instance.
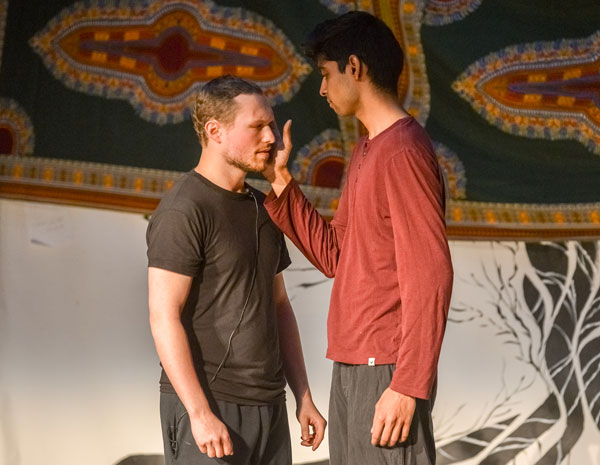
[389,372,432,400]
[264,178,297,210]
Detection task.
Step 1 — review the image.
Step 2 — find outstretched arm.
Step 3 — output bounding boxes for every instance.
[148,267,233,459]
[273,272,326,450]
[263,120,349,277]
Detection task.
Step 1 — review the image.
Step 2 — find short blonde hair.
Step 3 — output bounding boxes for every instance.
[192,75,263,146]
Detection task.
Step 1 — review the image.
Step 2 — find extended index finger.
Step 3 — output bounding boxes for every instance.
[282,119,292,150]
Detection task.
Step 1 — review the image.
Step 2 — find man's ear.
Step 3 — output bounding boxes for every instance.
[348,55,364,80]
[205,120,222,144]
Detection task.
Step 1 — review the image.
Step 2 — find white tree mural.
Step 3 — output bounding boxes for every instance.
[435,241,600,465]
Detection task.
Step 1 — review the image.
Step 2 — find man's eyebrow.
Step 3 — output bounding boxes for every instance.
[251,118,273,125]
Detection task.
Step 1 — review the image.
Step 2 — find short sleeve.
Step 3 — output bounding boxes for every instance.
[276,233,291,274]
[146,208,204,276]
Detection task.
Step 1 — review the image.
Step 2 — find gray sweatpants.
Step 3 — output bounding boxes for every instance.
[329,363,436,465]
[160,392,292,465]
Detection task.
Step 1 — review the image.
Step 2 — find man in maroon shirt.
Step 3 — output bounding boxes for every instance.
[262,11,454,465]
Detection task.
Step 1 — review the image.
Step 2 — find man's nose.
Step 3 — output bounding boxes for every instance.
[319,79,327,97]
[264,126,276,144]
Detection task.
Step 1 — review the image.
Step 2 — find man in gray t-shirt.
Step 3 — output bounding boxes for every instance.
[147,75,325,464]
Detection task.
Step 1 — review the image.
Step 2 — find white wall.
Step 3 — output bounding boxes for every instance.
[2,199,599,465]
[0,198,331,465]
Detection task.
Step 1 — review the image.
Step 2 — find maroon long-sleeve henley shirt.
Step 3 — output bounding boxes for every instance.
[265,116,454,399]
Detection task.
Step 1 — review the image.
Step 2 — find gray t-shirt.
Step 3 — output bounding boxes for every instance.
[146,170,291,405]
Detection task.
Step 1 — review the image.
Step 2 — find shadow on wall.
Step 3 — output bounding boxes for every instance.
[114,456,329,465]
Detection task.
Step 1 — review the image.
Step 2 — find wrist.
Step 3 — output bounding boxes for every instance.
[271,169,292,197]
[186,402,213,420]
[295,387,312,406]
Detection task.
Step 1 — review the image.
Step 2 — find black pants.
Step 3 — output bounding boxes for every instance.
[160,393,292,465]
[328,363,436,465]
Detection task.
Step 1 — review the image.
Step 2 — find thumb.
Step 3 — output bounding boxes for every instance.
[300,417,310,441]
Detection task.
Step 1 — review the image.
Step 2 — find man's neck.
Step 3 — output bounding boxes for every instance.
[355,88,410,140]
[195,149,247,193]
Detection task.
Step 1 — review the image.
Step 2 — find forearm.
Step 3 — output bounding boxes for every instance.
[150,314,213,418]
[276,300,312,405]
[385,149,454,398]
[392,266,453,398]
[265,179,343,278]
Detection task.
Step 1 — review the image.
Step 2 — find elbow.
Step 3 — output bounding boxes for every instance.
[319,249,340,278]
[308,256,336,278]
[148,308,162,335]
[322,261,337,278]
[148,305,180,331]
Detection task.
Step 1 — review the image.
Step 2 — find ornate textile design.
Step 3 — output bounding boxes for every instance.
[453,32,600,155]
[2,154,600,238]
[291,129,346,189]
[374,0,430,124]
[0,99,34,155]
[318,0,360,14]
[423,0,482,26]
[433,142,466,200]
[29,0,311,124]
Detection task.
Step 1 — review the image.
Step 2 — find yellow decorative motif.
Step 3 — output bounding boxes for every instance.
[13,164,22,178]
[518,211,529,224]
[236,66,254,77]
[557,96,576,107]
[563,68,582,80]
[119,57,136,69]
[206,66,223,77]
[452,208,463,222]
[485,210,496,224]
[527,73,546,83]
[94,32,110,41]
[209,37,226,50]
[241,46,259,56]
[91,51,107,63]
[523,94,542,104]
[403,2,415,14]
[124,31,140,41]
